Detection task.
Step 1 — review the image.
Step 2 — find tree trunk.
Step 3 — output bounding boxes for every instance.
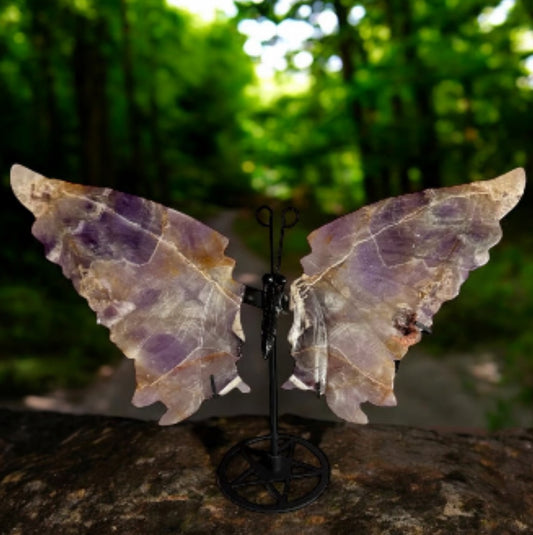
[119,0,144,190]
[332,0,386,202]
[147,26,167,201]
[384,0,440,192]
[73,15,112,186]
[27,0,63,170]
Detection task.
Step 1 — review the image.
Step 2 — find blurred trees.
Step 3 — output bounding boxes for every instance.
[0,0,253,205]
[1,0,532,211]
[236,0,533,211]
[1,0,532,419]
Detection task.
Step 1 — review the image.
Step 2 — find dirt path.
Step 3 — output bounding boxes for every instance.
[13,211,527,430]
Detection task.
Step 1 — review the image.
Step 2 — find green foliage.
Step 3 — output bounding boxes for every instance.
[0,284,121,396]
[242,82,365,214]
[0,0,254,204]
[237,0,533,209]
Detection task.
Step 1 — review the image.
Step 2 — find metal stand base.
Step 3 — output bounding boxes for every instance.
[217,433,330,513]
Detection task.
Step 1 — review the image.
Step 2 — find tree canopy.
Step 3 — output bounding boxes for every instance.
[236,0,533,211]
[1,0,532,210]
[0,0,254,206]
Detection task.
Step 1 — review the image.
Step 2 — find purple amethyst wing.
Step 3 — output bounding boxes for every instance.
[10,164,250,424]
[284,169,525,423]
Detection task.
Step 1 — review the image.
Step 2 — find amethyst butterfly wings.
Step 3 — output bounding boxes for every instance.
[284,170,525,422]
[10,164,525,424]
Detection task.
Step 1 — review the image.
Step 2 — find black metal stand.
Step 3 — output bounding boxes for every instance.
[217,206,330,513]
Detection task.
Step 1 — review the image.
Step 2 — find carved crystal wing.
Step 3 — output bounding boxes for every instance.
[284,169,525,423]
[10,165,250,424]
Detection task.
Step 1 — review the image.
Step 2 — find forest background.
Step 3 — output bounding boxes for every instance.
[0,0,532,428]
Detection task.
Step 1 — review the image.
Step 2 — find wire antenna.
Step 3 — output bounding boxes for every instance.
[255,205,299,274]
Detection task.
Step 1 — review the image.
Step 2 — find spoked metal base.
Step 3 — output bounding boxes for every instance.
[217,433,330,513]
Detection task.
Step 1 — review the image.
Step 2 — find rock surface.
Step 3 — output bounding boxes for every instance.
[0,409,532,534]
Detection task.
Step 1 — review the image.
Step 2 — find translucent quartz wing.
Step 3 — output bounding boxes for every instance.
[284,169,525,423]
[11,165,250,424]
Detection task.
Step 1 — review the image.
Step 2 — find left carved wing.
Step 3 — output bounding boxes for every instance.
[284,169,525,423]
[11,165,250,424]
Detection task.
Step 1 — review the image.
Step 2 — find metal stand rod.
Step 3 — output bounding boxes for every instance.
[216,205,330,512]
[269,336,280,463]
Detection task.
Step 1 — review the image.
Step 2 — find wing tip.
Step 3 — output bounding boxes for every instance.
[10,163,28,191]
[10,162,37,184]
[487,168,526,218]
[496,166,526,190]
[10,162,24,176]
[10,164,46,209]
